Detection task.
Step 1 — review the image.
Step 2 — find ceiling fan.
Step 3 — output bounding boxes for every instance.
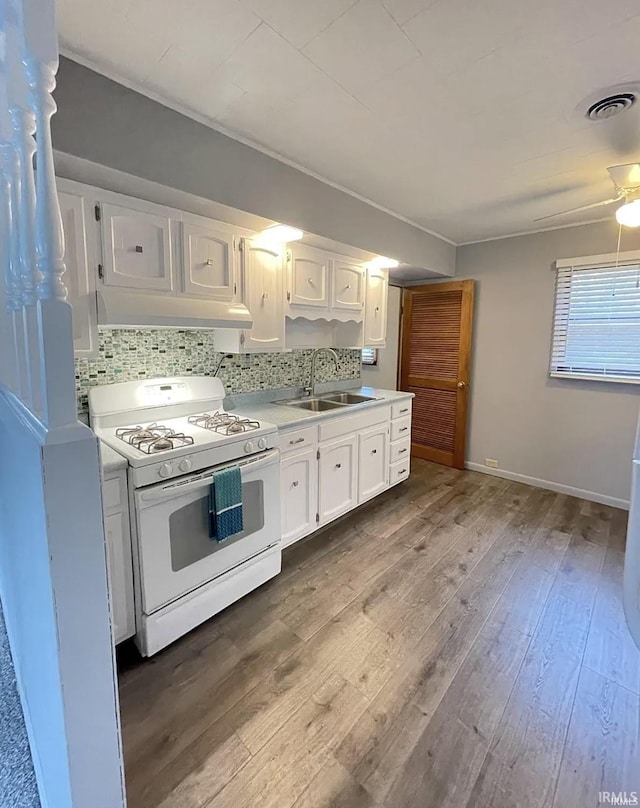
[535,163,640,227]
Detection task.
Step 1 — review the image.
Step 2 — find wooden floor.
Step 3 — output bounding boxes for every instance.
[118,460,640,808]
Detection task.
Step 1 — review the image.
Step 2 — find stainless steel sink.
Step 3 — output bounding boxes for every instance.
[321,392,378,404]
[285,398,346,412]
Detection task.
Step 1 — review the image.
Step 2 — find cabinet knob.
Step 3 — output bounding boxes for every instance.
[135,245,143,253]
[292,480,299,487]
[262,292,269,300]
[205,258,214,267]
[308,277,314,285]
[371,449,377,454]
[375,306,380,312]
[346,284,351,290]
[335,463,342,469]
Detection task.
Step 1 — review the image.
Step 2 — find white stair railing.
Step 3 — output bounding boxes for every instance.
[0,0,76,429]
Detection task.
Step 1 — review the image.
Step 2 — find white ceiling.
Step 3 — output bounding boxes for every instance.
[56,0,640,244]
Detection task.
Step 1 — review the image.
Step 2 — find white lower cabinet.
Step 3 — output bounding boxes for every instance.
[279,398,412,548]
[102,467,135,645]
[318,435,358,525]
[358,425,389,503]
[281,448,318,547]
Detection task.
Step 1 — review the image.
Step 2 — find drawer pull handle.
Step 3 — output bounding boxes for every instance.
[292,481,299,487]
[335,463,342,469]
[400,408,409,414]
[399,427,408,432]
[371,449,377,454]
[290,437,305,445]
[399,468,407,474]
[399,448,407,454]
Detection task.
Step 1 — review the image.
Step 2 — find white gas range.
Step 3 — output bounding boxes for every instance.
[89,376,282,657]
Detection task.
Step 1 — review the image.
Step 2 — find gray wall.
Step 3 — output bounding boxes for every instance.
[52,58,455,276]
[456,220,640,506]
[362,286,401,390]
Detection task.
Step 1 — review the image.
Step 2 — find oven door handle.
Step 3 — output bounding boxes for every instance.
[137,449,279,504]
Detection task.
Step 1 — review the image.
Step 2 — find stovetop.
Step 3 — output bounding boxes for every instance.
[89,377,280,485]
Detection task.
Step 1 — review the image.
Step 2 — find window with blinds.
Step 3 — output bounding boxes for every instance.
[362,348,378,365]
[551,251,640,383]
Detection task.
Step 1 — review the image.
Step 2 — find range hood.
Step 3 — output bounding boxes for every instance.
[96,290,253,330]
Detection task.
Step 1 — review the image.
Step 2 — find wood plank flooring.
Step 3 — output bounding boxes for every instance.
[118,460,640,808]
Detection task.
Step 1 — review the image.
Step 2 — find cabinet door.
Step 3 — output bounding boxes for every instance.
[358,425,389,503]
[332,258,365,312]
[281,448,318,546]
[318,435,357,524]
[243,239,285,352]
[104,510,135,645]
[364,267,389,347]
[287,245,329,309]
[182,219,237,300]
[100,202,173,292]
[59,191,98,356]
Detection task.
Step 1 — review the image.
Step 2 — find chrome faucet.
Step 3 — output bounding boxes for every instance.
[305,348,340,397]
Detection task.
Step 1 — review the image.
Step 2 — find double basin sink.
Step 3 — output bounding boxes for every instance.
[278,391,379,412]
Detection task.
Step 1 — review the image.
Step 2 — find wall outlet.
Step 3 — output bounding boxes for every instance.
[485,458,499,468]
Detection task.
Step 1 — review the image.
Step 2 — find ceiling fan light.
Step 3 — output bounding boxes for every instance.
[615,200,640,227]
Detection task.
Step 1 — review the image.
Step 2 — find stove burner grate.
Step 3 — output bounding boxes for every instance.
[188,411,261,436]
[116,423,195,454]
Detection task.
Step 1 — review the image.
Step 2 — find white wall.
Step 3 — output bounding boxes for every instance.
[362,285,401,390]
[0,394,124,807]
[456,220,640,508]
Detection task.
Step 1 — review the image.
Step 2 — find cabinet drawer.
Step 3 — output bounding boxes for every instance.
[319,406,390,443]
[391,400,412,420]
[390,438,411,464]
[389,459,410,485]
[280,425,317,455]
[103,476,123,512]
[391,416,411,443]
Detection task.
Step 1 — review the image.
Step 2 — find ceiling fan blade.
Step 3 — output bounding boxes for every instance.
[608,163,640,190]
[534,195,623,221]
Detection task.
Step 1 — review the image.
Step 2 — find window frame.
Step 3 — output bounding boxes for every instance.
[550,249,640,385]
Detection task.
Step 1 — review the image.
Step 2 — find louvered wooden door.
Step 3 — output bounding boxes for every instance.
[400,280,474,469]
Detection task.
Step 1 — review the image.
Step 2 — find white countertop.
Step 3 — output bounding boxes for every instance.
[230,386,414,430]
[99,441,128,475]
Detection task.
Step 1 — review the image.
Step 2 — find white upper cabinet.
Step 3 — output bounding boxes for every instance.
[59,189,98,357]
[181,216,237,301]
[99,201,174,292]
[363,266,389,347]
[331,257,365,312]
[242,238,285,352]
[287,244,329,309]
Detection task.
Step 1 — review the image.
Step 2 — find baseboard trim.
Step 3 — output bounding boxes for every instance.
[464,462,630,511]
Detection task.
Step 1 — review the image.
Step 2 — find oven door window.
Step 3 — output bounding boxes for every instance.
[169,480,264,572]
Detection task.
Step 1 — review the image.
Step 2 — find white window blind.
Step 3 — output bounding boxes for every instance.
[551,252,640,383]
[362,348,378,365]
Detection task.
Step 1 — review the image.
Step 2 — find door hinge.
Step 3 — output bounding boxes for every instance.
[238,237,245,251]
[94,204,101,222]
[97,264,104,280]
[240,332,245,346]
[233,235,236,251]
[233,282,237,295]
[316,513,320,523]
[287,291,291,302]
[316,449,320,460]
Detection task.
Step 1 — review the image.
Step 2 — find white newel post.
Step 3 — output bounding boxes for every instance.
[21,0,76,428]
[0,1,126,806]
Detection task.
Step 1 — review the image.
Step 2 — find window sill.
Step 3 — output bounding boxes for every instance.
[550,371,640,385]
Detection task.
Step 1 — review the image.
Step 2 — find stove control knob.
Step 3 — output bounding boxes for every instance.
[244,441,255,454]
[257,437,267,450]
[158,462,172,478]
[179,458,192,473]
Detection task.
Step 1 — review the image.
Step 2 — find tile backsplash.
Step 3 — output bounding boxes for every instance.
[75,329,362,413]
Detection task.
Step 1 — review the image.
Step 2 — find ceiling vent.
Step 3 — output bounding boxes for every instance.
[586,92,636,121]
